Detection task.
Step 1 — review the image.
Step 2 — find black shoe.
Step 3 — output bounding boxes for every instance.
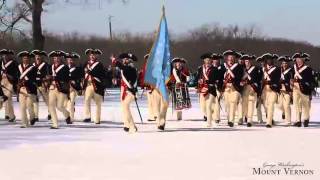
[95,121,101,125]
[65,117,72,124]
[34,118,39,122]
[293,121,302,127]
[20,125,27,128]
[204,116,207,121]
[8,116,15,122]
[247,122,252,127]
[238,118,243,125]
[47,114,51,120]
[272,119,275,125]
[123,127,129,132]
[30,118,37,126]
[215,120,220,124]
[83,118,91,123]
[282,113,285,120]
[50,126,58,129]
[147,119,155,122]
[266,124,272,128]
[228,121,234,127]
[158,124,165,131]
[5,115,9,120]
[303,120,309,127]
[244,117,248,123]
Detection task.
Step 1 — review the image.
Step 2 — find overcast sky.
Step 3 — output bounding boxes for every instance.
[9,0,320,46]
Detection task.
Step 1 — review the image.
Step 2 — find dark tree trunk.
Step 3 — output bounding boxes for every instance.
[32,0,45,50]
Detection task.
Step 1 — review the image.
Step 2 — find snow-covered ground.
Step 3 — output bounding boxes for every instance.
[0,88,320,180]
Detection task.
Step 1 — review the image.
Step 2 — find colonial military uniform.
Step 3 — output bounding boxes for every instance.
[113,53,138,133]
[83,49,105,124]
[261,53,281,128]
[255,56,265,123]
[48,51,71,129]
[0,49,18,122]
[65,52,83,122]
[0,85,7,110]
[222,50,244,127]
[211,53,225,124]
[17,51,37,128]
[278,56,293,125]
[240,55,260,127]
[167,57,191,121]
[292,53,315,127]
[31,50,51,121]
[196,53,219,127]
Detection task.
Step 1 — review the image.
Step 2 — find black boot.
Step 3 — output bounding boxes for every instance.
[5,115,9,120]
[303,119,309,127]
[65,117,72,124]
[215,119,220,124]
[272,119,275,125]
[204,116,207,121]
[147,119,155,122]
[30,118,37,126]
[244,116,248,123]
[50,126,59,129]
[266,124,272,128]
[123,127,129,132]
[34,118,39,122]
[158,124,165,131]
[282,113,285,120]
[83,118,91,123]
[228,121,234,127]
[47,114,51,120]
[8,116,15,122]
[247,122,252,127]
[293,121,302,127]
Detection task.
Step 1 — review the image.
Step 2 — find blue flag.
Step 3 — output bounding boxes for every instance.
[144,6,171,103]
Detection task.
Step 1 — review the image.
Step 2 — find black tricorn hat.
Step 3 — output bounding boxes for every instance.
[180,58,187,63]
[17,51,33,58]
[261,53,274,61]
[65,52,80,59]
[292,52,310,61]
[200,53,212,60]
[211,53,223,60]
[118,53,138,61]
[223,50,238,57]
[49,50,66,58]
[0,49,14,55]
[85,48,103,55]
[272,54,279,60]
[256,56,263,62]
[239,54,251,60]
[31,49,48,57]
[277,55,292,62]
[171,57,181,64]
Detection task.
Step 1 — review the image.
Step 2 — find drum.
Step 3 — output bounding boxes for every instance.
[173,83,191,110]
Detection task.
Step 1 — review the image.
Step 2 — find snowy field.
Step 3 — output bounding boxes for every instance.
[0,88,320,180]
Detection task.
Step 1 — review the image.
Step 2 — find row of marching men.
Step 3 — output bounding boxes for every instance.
[0,48,141,132]
[194,50,317,128]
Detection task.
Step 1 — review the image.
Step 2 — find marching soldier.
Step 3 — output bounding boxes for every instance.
[241,55,260,127]
[0,85,7,110]
[112,53,139,133]
[83,49,105,124]
[261,53,281,128]
[222,50,244,127]
[65,52,83,122]
[167,57,191,121]
[278,56,293,126]
[48,51,71,129]
[211,53,225,124]
[139,54,156,122]
[292,53,315,127]
[0,49,18,122]
[31,50,51,121]
[255,56,265,123]
[17,51,37,128]
[196,53,219,127]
